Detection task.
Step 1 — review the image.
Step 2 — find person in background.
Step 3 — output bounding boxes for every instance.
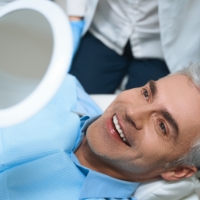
[56,0,200,94]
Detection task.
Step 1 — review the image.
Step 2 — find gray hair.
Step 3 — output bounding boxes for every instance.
[165,62,200,170]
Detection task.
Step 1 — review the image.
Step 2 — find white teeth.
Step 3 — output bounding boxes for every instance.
[116,124,120,130]
[113,117,118,124]
[118,129,122,134]
[112,115,127,143]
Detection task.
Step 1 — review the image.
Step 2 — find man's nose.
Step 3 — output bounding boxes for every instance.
[126,105,151,130]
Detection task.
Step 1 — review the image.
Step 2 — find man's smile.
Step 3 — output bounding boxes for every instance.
[106,114,130,146]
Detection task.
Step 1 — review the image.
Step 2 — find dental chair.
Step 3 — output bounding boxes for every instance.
[0,0,199,199]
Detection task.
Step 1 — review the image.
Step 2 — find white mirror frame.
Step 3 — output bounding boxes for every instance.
[0,0,73,127]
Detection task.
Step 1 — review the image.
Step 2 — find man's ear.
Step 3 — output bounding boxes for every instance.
[160,166,197,181]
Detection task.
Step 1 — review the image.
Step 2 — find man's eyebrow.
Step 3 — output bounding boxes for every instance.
[148,80,157,98]
[161,109,179,136]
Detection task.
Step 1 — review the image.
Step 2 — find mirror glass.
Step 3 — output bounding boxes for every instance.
[0,9,53,109]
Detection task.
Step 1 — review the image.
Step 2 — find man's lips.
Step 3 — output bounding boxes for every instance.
[106,115,130,146]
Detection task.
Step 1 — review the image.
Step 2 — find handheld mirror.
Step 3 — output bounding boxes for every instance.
[0,0,73,127]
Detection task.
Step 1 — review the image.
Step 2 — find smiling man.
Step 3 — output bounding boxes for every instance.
[75,63,200,186]
[1,63,200,200]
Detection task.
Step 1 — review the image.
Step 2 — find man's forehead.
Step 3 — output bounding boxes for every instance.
[158,74,188,84]
[157,74,196,95]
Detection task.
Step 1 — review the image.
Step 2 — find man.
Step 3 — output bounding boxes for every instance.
[72,63,200,198]
[75,63,200,183]
[76,63,200,182]
[1,63,200,199]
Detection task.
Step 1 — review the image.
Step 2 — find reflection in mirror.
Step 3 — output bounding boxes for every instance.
[0,9,53,109]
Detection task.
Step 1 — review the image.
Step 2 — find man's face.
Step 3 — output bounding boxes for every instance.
[86,74,200,181]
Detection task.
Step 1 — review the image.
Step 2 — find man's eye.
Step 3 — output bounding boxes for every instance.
[159,121,167,134]
[142,89,149,100]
